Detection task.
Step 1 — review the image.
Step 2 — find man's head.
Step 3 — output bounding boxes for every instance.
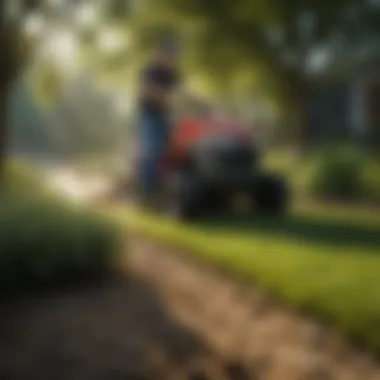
[156,37,180,67]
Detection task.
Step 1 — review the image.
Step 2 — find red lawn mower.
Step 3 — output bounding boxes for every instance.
[130,114,288,220]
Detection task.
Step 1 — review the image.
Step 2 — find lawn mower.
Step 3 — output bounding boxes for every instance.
[129,113,288,220]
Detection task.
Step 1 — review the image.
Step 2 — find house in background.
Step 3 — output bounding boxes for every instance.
[307,40,380,144]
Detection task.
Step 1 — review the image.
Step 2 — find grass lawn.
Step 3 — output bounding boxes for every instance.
[110,199,380,352]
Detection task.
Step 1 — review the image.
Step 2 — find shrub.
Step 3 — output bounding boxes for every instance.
[264,148,380,204]
[308,145,366,201]
[0,162,122,293]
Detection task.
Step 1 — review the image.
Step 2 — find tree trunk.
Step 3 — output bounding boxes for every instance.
[0,85,9,190]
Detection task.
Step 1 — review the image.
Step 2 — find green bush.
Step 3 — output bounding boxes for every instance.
[0,196,122,292]
[264,148,380,204]
[308,145,366,200]
[0,162,122,292]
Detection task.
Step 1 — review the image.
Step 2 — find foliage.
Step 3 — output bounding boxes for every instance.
[0,196,121,292]
[0,162,122,293]
[128,0,369,90]
[308,145,366,200]
[106,0,132,20]
[126,0,380,144]
[263,147,380,203]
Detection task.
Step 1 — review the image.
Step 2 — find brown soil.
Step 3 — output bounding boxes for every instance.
[1,235,380,380]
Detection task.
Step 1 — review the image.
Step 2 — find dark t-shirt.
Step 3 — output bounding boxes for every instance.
[139,62,180,115]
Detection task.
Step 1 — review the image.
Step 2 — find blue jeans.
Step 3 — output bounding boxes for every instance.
[138,110,170,194]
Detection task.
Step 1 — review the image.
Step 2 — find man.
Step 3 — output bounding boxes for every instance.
[137,39,181,197]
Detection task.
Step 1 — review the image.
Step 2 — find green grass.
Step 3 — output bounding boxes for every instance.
[110,200,380,352]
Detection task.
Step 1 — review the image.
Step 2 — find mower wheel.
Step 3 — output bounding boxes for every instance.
[253,173,288,214]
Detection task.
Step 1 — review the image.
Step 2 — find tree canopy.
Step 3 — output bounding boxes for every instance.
[4,0,380,165]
